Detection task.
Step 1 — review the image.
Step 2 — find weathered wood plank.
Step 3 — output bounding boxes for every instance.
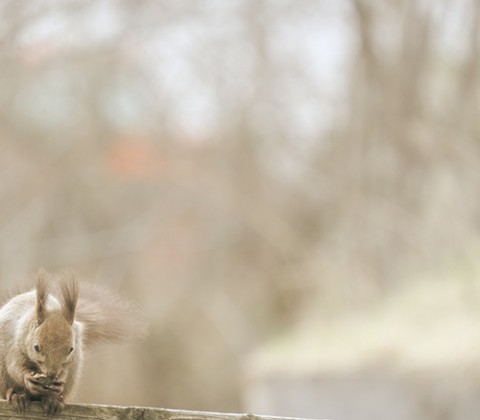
[0,400,328,420]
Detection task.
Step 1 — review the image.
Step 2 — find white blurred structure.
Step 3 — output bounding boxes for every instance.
[244,278,480,420]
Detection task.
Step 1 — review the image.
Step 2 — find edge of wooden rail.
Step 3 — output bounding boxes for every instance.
[0,400,330,420]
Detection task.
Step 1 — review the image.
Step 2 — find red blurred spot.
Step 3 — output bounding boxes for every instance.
[106,136,164,178]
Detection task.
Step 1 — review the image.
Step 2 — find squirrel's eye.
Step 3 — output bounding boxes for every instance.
[69,346,74,354]
[34,343,40,353]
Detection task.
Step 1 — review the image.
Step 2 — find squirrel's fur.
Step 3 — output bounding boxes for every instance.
[0,269,145,415]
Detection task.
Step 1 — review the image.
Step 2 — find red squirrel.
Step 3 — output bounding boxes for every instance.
[0,269,145,415]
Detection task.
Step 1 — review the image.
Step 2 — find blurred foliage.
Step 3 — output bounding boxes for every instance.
[0,0,480,413]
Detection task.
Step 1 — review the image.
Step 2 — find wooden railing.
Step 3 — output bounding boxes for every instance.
[0,400,328,420]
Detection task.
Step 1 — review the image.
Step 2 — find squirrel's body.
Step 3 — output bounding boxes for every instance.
[0,289,83,408]
[0,270,144,415]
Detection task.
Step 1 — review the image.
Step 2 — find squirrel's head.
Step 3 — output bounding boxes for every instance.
[25,270,79,392]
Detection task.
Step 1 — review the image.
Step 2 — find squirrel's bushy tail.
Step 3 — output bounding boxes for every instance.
[75,282,147,348]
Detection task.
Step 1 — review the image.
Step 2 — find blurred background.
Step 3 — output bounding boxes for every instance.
[1,1,480,419]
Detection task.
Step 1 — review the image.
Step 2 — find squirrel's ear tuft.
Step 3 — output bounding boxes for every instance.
[59,272,78,325]
[35,268,49,325]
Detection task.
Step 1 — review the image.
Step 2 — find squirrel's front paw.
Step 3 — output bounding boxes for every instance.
[6,387,30,413]
[42,395,65,416]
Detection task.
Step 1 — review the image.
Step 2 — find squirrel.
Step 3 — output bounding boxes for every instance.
[0,268,146,415]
